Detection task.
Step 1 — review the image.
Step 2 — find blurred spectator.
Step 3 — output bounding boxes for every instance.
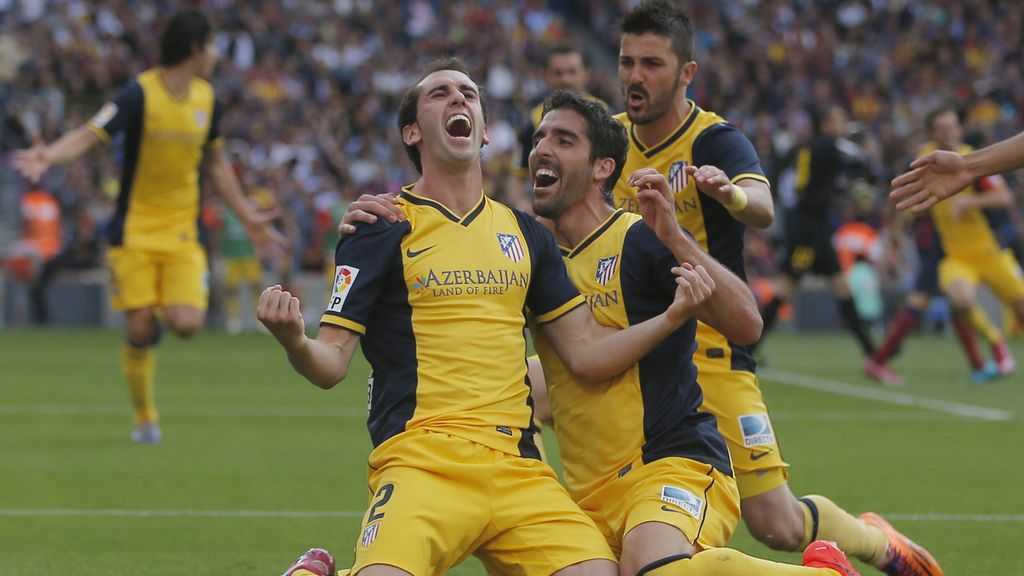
[3,0,1024,323]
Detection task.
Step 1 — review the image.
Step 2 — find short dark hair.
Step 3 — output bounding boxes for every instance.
[397,56,489,174]
[159,9,213,67]
[925,106,960,131]
[619,0,695,65]
[545,44,587,69]
[541,89,628,199]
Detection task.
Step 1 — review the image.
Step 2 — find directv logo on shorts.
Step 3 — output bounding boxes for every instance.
[739,413,775,447]
[660,486,702,519]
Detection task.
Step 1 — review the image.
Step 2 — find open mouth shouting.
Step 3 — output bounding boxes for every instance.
[445,113,472,140]
[627,84,648,111]
[532,161,561,194]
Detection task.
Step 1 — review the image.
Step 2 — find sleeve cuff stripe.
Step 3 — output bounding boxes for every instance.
[535,296,586,324]
[731,173,770,185]
[319,314,366,334]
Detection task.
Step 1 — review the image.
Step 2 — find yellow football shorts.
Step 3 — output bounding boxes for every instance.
[939,249,1024,304]
[695,326,789,499]
[107,244,208,311]
[223,256,262,290]
[351,429,615,576]
[576,457,739,557]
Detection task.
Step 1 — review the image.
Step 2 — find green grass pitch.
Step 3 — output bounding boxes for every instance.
[0,328,1020,574]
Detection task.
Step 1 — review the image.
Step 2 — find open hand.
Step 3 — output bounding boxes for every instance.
[338,193,405,236]
[889,150,971,213]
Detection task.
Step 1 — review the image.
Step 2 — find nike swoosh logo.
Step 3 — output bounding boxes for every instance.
[661,505,686,515]
[750,450,772,461]
[406,245,436,258]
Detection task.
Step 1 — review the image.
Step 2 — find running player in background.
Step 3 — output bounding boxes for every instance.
[217,183,279,334]
[509,44,607,212]
[609,3,939,575]
[758,105,877,359]
[866,205,1011,385]
[13,8,285,443]
[910,107,1024,376]
[267,58,706,576]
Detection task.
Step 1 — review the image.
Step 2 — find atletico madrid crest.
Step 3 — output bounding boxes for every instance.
[668,161,688,193]
[595,256,618,285]
[497,233,524,263]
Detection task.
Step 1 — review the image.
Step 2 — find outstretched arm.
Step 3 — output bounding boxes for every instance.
[13,128,101,183]
[256,284,360,389]
[205,146,288,258]
[891,131,1024,213]
[539,264,713,386]
[630,168,762,345]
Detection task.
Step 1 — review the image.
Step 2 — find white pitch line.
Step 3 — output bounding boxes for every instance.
[0,508,1019,522]
[759,368,1015,422]
[0,404,365,418]
[885,513,1024,523]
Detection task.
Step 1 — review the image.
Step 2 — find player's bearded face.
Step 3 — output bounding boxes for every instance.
[413,70,488,166]
[529,109,592,219]
[618,33,685,125]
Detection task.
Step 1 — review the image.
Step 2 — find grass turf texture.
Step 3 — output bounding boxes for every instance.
[0,329,1020,574]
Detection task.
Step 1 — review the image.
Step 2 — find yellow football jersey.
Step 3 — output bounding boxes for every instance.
[923,142,1002,259]
[613,103,769,374]
[321,188,584,458]
[89,68,222,252]
[533,210,731,501]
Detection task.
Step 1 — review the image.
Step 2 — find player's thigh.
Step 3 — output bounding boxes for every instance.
[695,359,788,498]
[479,455,615,576]
[223,259,243,290]
[352,432,492,576]
[107,247,159,310]
[981,250,1024,304]
[158,245,209,310]
[618,459,739,560]
[939,257,978,307]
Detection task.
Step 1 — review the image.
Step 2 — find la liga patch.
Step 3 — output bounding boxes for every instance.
[327,266,360,312]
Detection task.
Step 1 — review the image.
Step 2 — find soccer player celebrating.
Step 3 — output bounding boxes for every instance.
[608,2,940,575]
[12,9,285,444]
[903,107,1024,368]
[263,58,711,576]
[527,89,859,576]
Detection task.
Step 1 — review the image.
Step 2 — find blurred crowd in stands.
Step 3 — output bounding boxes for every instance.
[2,0,1023,327]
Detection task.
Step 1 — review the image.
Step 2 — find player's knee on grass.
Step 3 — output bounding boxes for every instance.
[620,522,697,576]
[741,486,806,551]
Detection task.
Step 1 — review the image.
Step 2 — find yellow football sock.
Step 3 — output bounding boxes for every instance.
[122,343,157,424]
[800,495,888,566]
[639,548,838,575]
[1003,306,1023,338]
[969,306,1002,345]
[288,571,319,576]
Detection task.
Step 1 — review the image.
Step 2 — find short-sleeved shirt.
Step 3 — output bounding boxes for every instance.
[88,68,223,252]
[320,187,584,457]
[533,210,731,501]
[612,103,769,373]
